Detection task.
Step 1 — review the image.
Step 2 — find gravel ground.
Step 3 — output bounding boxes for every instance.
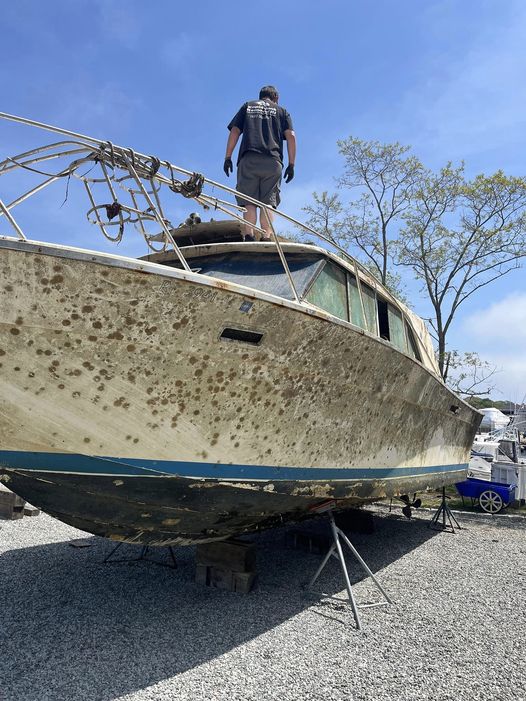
[1,506,525,701]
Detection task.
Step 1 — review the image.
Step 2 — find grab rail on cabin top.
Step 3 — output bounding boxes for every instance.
[0,111,436,371]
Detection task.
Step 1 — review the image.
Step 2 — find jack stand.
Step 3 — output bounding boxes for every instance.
[103,541,177,569]
[429,487,461,533]
[306,504,392,630]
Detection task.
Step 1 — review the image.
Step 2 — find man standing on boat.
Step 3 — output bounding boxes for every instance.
[224,86,296,241]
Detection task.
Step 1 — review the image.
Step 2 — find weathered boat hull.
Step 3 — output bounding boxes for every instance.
[0,453,468,545]
[0,238,481,543]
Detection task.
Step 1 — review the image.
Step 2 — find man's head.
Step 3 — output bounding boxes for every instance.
[259,85,279,103]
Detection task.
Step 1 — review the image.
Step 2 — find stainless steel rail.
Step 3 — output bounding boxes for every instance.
[0,110,377,302]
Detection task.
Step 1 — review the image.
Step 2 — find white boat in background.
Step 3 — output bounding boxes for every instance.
[478,407,510,433]
[0,113,482,545]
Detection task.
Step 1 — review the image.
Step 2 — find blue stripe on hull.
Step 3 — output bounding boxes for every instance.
[0,450,467,481]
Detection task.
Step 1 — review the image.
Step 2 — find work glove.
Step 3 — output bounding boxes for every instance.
[284,164,294,183]
[223,157,233,177]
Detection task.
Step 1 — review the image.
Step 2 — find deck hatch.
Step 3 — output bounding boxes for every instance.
[220,327,264,345]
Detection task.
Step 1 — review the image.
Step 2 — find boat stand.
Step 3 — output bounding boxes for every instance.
[428,487,461,533]
[306,506,392,630]
[103,541,177,569]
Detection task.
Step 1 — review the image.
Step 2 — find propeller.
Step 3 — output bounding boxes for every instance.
[399,493,422,519]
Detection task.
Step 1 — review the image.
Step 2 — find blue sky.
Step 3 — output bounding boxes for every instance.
[1,0,525,399]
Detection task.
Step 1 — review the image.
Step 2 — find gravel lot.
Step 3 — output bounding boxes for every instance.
[1,505,525,701]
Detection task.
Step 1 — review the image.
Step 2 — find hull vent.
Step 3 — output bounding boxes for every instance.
[220,328,263,345]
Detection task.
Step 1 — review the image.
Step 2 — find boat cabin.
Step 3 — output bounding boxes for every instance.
[142,221,434,372]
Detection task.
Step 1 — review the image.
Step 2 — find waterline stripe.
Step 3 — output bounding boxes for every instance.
[0,450,468,481]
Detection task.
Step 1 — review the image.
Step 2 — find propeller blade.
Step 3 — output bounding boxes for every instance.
[402,504,413,519]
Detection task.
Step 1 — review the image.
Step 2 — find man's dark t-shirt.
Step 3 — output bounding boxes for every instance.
[228,98,293,165]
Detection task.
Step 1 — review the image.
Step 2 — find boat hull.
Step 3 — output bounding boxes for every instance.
[0,239,481,543]
[2,457,467,545]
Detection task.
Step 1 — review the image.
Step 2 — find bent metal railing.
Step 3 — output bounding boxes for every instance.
[0,111,356,304]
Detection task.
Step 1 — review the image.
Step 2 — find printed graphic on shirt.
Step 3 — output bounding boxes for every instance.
[246,101,278,120]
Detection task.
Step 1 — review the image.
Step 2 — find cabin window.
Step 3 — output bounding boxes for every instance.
[377,297,389,340]
[361,284,378,334]
[405,322,422,361]
[180,252,324,301]
[306,261,349,320]
[347,274,366,329]
[387,304,406,351]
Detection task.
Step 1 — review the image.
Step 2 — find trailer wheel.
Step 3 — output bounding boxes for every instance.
[479,490,504,514]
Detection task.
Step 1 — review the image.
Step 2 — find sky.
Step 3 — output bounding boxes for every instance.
[1,0,525,400]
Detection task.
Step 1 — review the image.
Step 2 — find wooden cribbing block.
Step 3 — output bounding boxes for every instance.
[195,564,257,594]
[196,539,256,573]
[0,484,26,520]
[195,539,257,593]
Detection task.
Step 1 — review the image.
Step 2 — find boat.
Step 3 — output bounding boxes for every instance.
[0,113,482,545]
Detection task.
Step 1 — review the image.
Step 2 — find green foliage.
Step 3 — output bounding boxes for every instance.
[467,397,513,410]
[398,166,526,379]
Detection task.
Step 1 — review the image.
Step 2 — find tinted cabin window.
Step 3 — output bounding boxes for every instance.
[180,252,324,300]
[388,304,406,351]
[306,261,349,320]
[405,322,422,361]
[361,284,378,334]
[348,274,366,329]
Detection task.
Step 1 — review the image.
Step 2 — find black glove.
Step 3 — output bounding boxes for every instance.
[284,164,294,183]
[223,157,233,177]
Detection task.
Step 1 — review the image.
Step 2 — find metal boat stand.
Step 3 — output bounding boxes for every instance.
[306,503,392,630]
[103,541,177,569]
[428,487,461,533]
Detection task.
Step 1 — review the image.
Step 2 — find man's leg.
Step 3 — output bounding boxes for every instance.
[258,156,282,240]
[243,204,257,239]
[260,206,274,240]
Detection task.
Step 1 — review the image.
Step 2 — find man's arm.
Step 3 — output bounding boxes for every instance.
[225,126,241,159]
[284,129,296,165]
[283,129,296,183]
[224,126,241,176]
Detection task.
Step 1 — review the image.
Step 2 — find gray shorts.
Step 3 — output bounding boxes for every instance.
[236,152,282,208]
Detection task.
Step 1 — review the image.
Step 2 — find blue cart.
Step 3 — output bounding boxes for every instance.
[455,478,516,514]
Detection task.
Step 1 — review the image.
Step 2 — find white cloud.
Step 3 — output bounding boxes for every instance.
[459,293,526,399]
[464,293,526,343]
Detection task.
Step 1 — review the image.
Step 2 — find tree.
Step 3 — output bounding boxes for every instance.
[397,167,526,380]
[443,350,498,398]
[301,138,526,389]
[302,139,423,298]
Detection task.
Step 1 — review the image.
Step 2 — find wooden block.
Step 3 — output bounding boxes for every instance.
[233,571,257,594]
[287,529,330,553]
[0,485,26,519]
[336,509,375,534]
[196,539,256,572]
[0,491,16,508]
[23,505,40,517]
[195,564,256,593]
[195,564,209,586]
[208,566,234,591]
[0,505,24,520]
